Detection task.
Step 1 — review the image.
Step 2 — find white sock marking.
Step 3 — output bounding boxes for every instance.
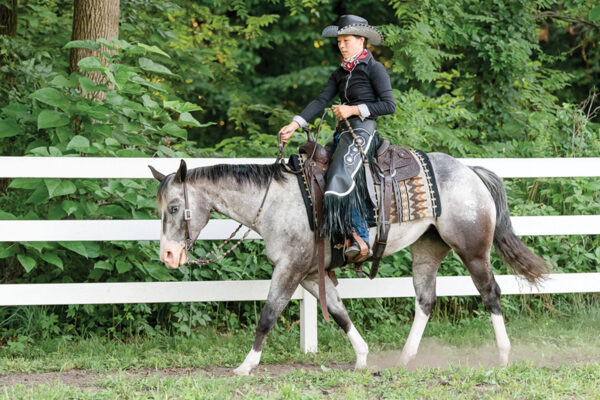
[233,348,262,376]
[401,300,430,366]
[491,313,511,366]
[347,324,368,368]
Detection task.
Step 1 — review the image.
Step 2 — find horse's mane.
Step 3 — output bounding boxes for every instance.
[188,163,287,186]
[157,163,287,200]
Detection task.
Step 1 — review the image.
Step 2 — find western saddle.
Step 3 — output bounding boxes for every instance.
[295,130,420,321]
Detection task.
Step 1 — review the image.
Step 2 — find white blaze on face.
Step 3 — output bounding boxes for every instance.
[159,211,187,269]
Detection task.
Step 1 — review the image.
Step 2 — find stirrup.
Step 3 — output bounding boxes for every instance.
[345,232,371,263]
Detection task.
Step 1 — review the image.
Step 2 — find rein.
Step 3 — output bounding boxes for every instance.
[182,171,274,266]
[180,108,360,267]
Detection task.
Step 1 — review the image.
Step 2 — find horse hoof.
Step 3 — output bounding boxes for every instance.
[233,366,251,376]
[355,353,368,369]
[399,353,415,368]
[354,362,368,369]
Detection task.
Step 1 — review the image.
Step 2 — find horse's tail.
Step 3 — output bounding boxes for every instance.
[470,166,548,283]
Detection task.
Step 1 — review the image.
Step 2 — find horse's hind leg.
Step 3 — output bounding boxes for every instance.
[233,262,304,376]
[301,272,369,368]
[458,251,511,365]
[400,228,450,366]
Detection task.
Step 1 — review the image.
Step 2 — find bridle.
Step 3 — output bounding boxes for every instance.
[180,166,275,266]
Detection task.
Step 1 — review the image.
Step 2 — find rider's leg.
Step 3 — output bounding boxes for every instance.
[345,210,371,259]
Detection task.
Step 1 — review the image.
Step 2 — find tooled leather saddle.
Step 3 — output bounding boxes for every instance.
[295,136,420,264]
[289,134,422,321]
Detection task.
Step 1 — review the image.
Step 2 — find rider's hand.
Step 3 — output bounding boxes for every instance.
[332,105,359,120]
[279,121,300,144]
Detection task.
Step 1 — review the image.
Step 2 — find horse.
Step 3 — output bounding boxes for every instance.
[149,152,547,376]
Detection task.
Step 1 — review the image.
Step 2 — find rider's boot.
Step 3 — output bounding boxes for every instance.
[345,231,371,263]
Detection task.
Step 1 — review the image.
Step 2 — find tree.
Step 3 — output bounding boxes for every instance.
[0,0,18,37]
[69,0,120,84]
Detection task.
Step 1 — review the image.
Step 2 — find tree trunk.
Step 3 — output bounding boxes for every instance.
[69,0,120,85]
[0,0,18,37]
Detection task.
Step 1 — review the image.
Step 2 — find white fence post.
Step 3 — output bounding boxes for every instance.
[300,288,318,353]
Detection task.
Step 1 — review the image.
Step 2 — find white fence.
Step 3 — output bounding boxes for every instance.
[0,156,599,353]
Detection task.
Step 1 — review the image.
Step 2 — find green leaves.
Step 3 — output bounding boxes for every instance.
[44,179,77,198]
[98,205,131,219]
[179,112,202,127]
[78,76,104,95]
[63,40,102,51]
[116,260,133,274]
[94,260,113,271]
[37,110,70,129]
[0,118,21,138]
[40,253,64,270]
[137,43,170,58]
[17,254,36,273]
[58,242,100,258]
[30,88,69,111]
[77,56,106,72]
[139,57,175,76]
[589,6,600,22]
[161,122,187,139]
[163,101,202,113]
[66,135,90,151]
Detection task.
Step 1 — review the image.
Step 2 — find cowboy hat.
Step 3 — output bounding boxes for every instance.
[322,15,384,46]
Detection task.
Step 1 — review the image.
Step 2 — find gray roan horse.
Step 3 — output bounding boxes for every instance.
[149,153,547,376]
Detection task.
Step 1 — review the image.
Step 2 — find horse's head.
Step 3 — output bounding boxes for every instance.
[149,160,211,269]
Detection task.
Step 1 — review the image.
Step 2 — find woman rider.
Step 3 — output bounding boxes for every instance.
[279,15,396,261]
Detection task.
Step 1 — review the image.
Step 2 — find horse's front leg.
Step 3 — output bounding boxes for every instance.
[233,262,305,376]
[301,271,368,369]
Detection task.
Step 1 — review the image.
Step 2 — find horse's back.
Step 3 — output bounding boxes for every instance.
[426,152,497,250]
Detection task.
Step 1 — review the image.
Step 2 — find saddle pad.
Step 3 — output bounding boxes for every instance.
[374,149,442,223]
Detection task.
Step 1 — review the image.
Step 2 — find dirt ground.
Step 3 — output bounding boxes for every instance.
[1,338,599,389]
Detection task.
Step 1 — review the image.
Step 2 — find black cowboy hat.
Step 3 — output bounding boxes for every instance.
[322,15,384,46]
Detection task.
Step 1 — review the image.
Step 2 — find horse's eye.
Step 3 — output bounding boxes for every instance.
[170,206,179,214]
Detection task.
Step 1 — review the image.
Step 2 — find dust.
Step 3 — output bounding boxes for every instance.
[0,341,598,390]
[369,337,600,370]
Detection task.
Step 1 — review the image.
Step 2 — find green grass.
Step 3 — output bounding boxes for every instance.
[1,307,599,398]
[2,363,600,399]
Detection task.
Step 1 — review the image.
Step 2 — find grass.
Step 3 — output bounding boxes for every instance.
[1,363,600,399]
[0,306,599,398]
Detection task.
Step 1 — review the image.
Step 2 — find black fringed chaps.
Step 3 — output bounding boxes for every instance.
[321,118,377,240]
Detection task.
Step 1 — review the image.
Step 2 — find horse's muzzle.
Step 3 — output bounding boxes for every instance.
[160,240,187,269]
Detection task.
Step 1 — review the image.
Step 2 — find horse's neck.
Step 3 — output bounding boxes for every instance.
[202,177,275,229]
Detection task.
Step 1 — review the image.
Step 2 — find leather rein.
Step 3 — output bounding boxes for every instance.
[181,141,288,266]
[179,110,359,271]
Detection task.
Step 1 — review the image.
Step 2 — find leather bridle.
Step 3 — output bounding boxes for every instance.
[179,169,274,265]
[182,178,195,253]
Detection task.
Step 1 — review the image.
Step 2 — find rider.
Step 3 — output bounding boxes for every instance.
[279,15,396,260]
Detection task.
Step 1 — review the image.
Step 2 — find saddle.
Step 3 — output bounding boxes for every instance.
[369,143,421,278]
[293,135,421,321]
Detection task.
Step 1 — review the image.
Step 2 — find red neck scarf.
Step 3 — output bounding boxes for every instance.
[341,49,367,71]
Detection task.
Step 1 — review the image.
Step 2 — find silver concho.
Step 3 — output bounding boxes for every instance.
[343,134,366,165]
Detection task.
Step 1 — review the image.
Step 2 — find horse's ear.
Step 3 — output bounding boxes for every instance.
[174,159,187,183]
[148,165,165,182]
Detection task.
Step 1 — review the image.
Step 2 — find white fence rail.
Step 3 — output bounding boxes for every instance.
[0,156,599,353]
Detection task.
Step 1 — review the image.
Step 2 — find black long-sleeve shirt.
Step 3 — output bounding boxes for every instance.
[295,51,396,126]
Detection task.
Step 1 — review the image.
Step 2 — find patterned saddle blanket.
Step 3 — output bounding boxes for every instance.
[374,148,441,224]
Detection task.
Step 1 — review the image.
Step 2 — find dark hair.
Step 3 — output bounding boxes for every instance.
[353,35,368,48]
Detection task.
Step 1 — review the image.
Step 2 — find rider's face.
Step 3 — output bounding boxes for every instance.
[337,35,364,59]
